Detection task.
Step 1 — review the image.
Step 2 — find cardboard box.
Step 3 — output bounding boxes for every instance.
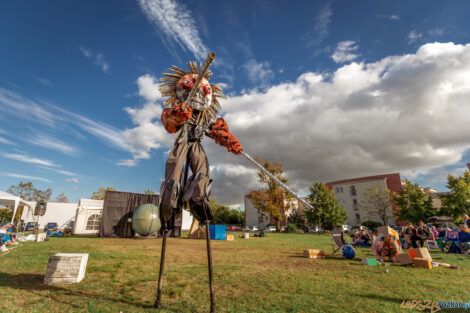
[362,258,378,266]
[413,257,432,269]
[303,249,325,259]
[397,253,413,265]
[407,248,432,261]
[226,235,234,241]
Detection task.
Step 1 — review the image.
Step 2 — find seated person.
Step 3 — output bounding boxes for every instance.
[458,224,470,254]
[360,229,372,246]
[436,225,448,252]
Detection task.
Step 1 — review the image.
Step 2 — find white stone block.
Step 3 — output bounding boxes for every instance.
[44,253,88,284]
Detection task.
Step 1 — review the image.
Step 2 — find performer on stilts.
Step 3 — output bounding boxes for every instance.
[154,53,242,313]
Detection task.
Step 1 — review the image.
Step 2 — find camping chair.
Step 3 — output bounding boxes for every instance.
[426,232,439,250]
[328,230,352,255]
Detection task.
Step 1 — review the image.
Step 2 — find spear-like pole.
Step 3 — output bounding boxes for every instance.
[182,52,216,110]
[241,151,314,210]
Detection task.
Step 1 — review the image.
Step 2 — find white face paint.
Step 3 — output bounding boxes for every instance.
[177,74,213,111]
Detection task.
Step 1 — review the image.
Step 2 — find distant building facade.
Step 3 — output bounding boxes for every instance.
[244,193,296,228]
[326,173,402,226]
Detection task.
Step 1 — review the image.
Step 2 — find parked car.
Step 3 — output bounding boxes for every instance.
[309,225,324,233]
[336,225,351,233]
[251,226,259,232]
[265,226,276,232]
[44,222,58,232]
[242,226,250,232]
[227,225,242,231]
[24,222,36,231]
[351,226,371,233]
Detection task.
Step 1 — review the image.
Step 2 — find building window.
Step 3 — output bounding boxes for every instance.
[335,187,343,193]
[355,213,361,225]
[353,198,357,205]
[86,214,101,230]
[350,185,356,196]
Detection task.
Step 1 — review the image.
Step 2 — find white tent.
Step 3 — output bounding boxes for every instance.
[0,190,33,223]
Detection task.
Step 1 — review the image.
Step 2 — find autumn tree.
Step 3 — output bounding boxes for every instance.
[54,193,68,203]
[247,159,293,230]
[440,171,470,218]
[395,180,435,224]
[91,187,116,200]
[360,184,395,225]
[144,189,156,195]
[304,182,347,230]
[7,181,52,201]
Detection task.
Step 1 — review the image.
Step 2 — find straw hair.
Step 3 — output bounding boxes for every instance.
[159,62,225,125]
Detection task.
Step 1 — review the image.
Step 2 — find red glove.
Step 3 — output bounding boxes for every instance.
[161,103,192,133]
[209,118,243,155]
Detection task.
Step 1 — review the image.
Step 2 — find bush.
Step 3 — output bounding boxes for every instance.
[362,220,382,229]
[286,223,297,233]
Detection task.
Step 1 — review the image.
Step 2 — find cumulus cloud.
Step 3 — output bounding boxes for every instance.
[408,30,422,43]
[120,42,470,206]
[137,0,208,60]
[119,75,172,166]
[242,59,274,84]
[331,40,360,63]
[80,47,110,73]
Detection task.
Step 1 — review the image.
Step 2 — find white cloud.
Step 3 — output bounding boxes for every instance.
[202,42,470,205]
[2,173,51,183]
[408,30,422,43]
[66,177,79,183]
[428,28,444,36]
[25,134,79,156]
[1,152,58,167]
[242,60,274,83]
[301,1,332,47]
[137,0,208,60]
[332,40,360,63]
[376,14,400,20]
[0,87,128,153]
[80,47,110,73]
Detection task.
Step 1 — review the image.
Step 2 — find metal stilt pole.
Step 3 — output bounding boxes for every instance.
[154,229,169,309]
[205,220,216,313]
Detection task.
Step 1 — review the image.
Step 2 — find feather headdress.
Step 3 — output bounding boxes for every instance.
[159,61,225,125]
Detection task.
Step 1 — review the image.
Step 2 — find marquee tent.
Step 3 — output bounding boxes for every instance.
[0,190,33,223]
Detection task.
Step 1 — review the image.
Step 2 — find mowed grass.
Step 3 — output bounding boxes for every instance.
[0,233,468,313]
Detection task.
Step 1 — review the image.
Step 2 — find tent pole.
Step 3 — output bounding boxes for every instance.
[11,200,18,223]
[154,229,169,309]
[205,220,216,313]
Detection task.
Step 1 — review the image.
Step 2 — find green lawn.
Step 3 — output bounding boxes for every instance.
[0,233,468,313]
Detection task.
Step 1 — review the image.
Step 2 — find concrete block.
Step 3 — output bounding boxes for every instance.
[44,253,88,284]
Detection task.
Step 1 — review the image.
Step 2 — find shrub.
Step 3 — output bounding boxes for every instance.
[361,220,382,229]
[286,223,297,233]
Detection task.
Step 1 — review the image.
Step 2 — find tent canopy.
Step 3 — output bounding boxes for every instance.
[0,190,33,223]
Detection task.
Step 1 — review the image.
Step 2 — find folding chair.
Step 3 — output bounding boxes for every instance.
[426,232,439,250]
[328,229,352,255]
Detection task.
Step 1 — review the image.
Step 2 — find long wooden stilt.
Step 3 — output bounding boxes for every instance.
[205,220,216,313]
[154,229,169,309]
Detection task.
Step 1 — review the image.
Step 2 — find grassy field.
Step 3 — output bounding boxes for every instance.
[0,233,468,313]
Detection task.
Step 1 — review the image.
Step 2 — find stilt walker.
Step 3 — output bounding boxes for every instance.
[154,53,243,312]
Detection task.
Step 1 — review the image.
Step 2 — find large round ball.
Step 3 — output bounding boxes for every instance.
[132,203,161,236]
[341,245,356,259]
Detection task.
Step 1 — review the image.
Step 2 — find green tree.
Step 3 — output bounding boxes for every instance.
[0,208,12,222]
[395,180,435,224]
[440,171,470,218]
[144,189,156,195]
[304,182,347,230]
[209,197,244,225]
[91,187,116,200]
[247,159,294,230]
[360,184,395,225]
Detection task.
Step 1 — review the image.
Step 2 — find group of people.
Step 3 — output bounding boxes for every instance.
[351,228,373,247]
[399,215,470,255]
[0,223,17,252]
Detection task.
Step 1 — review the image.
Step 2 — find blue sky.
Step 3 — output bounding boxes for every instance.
[1,0,470,205]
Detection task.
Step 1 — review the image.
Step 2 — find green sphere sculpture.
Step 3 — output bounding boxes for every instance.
[132,203,161,236]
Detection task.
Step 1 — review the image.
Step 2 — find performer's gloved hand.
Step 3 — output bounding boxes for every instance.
[161,103,192,133]
[209,118,243,155]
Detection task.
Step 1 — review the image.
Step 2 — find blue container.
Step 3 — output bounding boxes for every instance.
[209,225,226,240]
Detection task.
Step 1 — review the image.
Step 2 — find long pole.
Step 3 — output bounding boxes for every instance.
[205,220,216,313]
[182,52,216,110]
[154,229,169,309]
[241,151,314,210]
